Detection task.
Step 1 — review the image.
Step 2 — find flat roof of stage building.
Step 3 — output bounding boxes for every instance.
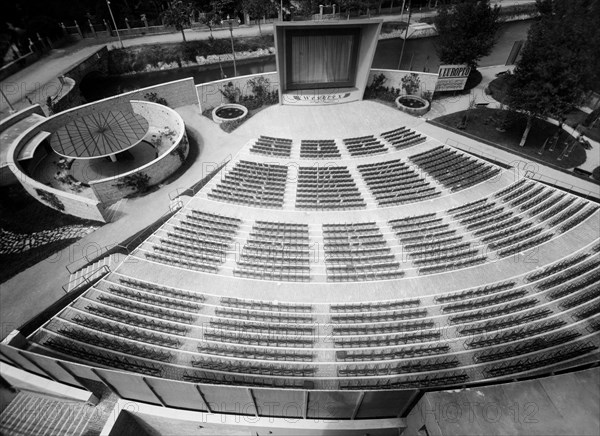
[273,18,383,29]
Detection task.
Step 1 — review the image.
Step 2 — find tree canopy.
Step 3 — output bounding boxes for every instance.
[242,0,277,34]
[433,0,500,69]
[508,0,600,125]
[162,1,195,43]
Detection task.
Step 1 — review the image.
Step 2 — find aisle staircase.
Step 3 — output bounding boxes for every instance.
[0,392,97,436]
[65,254,124,292]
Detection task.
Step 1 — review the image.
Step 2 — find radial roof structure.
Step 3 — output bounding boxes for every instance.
[49,110,149,159]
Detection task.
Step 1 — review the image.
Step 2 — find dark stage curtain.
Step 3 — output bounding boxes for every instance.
[290,34,354,85]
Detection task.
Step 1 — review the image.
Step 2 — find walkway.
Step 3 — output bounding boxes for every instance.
[0,0,536,120]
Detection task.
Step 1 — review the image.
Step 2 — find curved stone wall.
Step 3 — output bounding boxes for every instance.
[7,80,192,221]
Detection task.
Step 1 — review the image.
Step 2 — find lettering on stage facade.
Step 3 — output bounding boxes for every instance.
[435,64,472,92]
[285,92,353,104]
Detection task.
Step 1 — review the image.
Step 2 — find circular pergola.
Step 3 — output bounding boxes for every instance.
[49,110,149,159]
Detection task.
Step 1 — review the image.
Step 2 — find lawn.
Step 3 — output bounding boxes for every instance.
[433,107,588,170]
[488,75,600,142]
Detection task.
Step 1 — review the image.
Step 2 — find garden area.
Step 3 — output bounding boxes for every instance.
[0,184,100,283]
[433,107,590,171]
[488,74,600,142]
[202,76,279,132]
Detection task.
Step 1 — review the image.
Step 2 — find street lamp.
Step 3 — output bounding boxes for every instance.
[222,15,240,77]
[106,0,124,49]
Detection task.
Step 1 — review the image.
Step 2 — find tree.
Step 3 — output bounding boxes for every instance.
[162,0,194,43]
[199,10,221,37]
[507,0,599,146]
[433,0,500,69]
[339,0,367,19]
[242,0,276,35]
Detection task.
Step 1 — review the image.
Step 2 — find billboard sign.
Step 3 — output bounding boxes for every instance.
[435,64,472,92]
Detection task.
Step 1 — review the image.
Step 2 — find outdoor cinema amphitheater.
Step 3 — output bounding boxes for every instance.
[1,20,599,436]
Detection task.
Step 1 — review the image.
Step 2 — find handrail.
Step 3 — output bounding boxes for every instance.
[61,264,110,294]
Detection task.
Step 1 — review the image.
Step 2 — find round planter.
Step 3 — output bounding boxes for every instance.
[395,95,430,117]
[212,103,248,124]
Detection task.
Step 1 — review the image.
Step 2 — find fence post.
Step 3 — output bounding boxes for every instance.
[88,19,97,38]
[74,20,83,38]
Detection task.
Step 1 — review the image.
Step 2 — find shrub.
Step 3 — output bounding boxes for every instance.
[401,73,421,95]
[35,189,65,211]
[144,92,169,106]
[115,173,151,194]
[221,82,241,103]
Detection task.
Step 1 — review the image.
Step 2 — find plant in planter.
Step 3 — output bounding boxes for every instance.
[220,82,241,103]
[401,73,421,95]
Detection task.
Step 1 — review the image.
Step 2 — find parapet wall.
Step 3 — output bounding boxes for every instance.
[368,68,439,98]
[196,72,279,112]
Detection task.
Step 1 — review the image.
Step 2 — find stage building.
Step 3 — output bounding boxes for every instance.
[274,20,382,105]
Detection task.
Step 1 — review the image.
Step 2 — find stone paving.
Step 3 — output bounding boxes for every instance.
[0,225,97,255]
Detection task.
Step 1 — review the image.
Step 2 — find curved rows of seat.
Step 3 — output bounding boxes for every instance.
[234,221,312,281]
[31,249,596,364]
[249,135,292,158]
[140,210,242,273]
[380,127,427,150]
[343,135,388,156]
[139,181,597,280]
[300,139,341,159]
[357,159,441,206]
[323,222,404,281]
[208,160,288,208]
[28,248,600,389]
[409,145,502,192]
[296,165,366,210]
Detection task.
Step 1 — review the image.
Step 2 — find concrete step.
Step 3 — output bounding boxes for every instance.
[0,391,96,436]
[66,256,113,292]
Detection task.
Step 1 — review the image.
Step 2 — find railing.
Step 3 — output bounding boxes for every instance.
[61,265,110,294]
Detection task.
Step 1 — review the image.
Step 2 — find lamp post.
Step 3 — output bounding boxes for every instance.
[106,0,124,49]
[397,0,412,70]
[222,15,239,77]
